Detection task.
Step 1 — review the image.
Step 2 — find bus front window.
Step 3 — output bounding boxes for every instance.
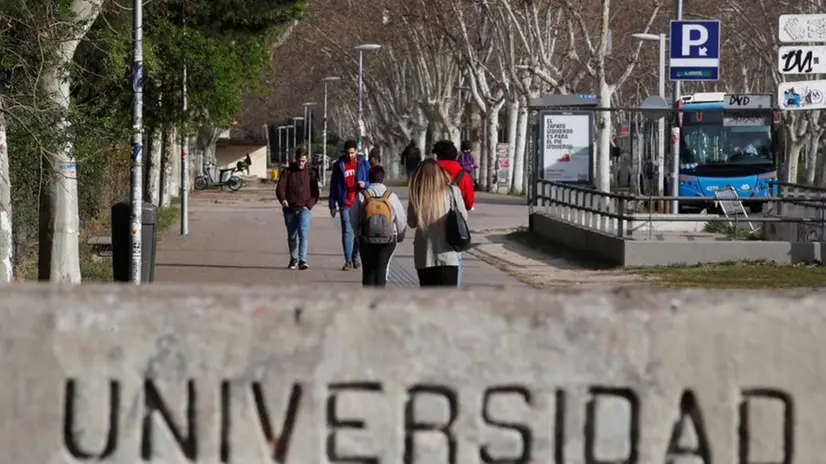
[681,125,772,166]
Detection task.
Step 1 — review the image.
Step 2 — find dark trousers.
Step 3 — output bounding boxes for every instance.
[360,243,397,287]
[417,266,459,287]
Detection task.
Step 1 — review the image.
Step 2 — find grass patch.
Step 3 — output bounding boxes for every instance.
[506,228,826,289]
[703,219,760,240]
[630,260,826,288]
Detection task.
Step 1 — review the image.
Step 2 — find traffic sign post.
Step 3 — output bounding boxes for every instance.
[669,20,721,81]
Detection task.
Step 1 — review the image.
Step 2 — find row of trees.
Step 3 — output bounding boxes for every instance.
[0,0,306,283]
[263,0,826,195]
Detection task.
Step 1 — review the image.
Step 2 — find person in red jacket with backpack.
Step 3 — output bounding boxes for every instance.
[432,140,474,287]
[433,140,474,210]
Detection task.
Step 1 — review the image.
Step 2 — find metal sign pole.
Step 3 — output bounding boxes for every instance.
[129,0,144,284]
[180,62,189,235]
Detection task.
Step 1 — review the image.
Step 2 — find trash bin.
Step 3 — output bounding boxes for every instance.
[111,201,158,282]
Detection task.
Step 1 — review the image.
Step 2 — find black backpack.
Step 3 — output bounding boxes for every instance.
[446,171,472,252]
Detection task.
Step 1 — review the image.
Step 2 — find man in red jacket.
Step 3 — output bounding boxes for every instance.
[433,140,474,211]
[432,140,474,288]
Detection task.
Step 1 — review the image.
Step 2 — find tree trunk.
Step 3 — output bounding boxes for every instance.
[596,81,613,192]
[805,134,820,185]
[785,140,805,184]
[485,111,500,192]
[36,0,104,283]
[512,102,528,195]
[41,62,81,283]
[160,126,173,207]
[0,96,12,283]
[817,139,826,187]
[504,100,518,192]
[414,129,427,155]
[170,126,181,199]
[447,124,461,148]
[387,142,401,180]
[147,124,163,206]
[631,118,642,195]
[469,102,482,158]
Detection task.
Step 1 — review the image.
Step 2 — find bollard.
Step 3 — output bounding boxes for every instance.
[111,201,158,282]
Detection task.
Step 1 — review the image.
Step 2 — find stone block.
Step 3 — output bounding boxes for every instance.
[0,284,822,462]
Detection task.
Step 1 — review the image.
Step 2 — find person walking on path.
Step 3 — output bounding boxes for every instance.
[459,140,477,189]
[368,146,381,167]
[401,140,421,179]
[329,139,371,270]
[275,148,320,270]
[432,140,475,286]
[349,165,407,287]
[407,158,468,287]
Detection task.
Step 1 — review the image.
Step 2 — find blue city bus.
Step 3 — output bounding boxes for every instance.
[676,93,777,212]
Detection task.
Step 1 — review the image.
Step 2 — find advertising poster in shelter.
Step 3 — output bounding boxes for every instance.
[497,143,509,189]
[541,112,593,183]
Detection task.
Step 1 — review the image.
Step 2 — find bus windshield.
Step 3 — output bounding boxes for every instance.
[680,123,773,166]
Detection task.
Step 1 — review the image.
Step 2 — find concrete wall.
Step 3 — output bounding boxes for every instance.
[216,142,267,178]
[1,284,824,462]
[531,212,825,266]
[530,213,625,263]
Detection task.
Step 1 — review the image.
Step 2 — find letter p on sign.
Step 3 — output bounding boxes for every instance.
[682,25,708,55]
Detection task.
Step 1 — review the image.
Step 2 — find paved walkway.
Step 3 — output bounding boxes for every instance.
[154,183,526,288]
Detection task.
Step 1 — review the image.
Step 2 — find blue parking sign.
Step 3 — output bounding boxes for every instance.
[669,20,720,81]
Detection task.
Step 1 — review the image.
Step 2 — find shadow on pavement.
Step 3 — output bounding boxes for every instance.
[485,229,618,271]
[473,194,527,206]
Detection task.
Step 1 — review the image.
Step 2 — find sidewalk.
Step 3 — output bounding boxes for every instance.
[154,183,525,288]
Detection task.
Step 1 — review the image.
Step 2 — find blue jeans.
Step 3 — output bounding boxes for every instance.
[339,207,359,263]
[457,252,463,287]
[284,207,311,261]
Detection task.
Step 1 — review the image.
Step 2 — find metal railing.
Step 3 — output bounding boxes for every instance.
[531,180,826,241]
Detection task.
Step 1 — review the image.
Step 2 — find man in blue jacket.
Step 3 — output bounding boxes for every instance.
[329,139,371,270]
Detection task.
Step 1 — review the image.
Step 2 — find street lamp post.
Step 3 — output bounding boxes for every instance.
[322,76,341,187]
[632,33,668,209]
[292,117,304,157]
[277,126,285,163]
[286,125,294,158]
[354,44,381,154]
[672,0,683,214]
[277,126,287,163]
[303,102,316,152]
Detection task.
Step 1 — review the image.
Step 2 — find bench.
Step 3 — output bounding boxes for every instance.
[87,236,112,258]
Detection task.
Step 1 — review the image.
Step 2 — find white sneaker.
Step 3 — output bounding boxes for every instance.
[470,206,475,211]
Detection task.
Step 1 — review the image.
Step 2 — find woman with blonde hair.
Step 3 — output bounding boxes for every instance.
[407,158,468,286]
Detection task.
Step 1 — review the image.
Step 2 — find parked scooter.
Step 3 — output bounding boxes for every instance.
[194,162,244,191]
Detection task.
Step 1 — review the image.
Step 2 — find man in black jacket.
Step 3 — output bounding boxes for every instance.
[400,140,421,179]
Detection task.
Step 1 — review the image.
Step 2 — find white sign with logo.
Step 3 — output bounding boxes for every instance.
[779,14,826,43]
[778,79,826,111]
[541,112,592,182]
[778,45,826,74]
